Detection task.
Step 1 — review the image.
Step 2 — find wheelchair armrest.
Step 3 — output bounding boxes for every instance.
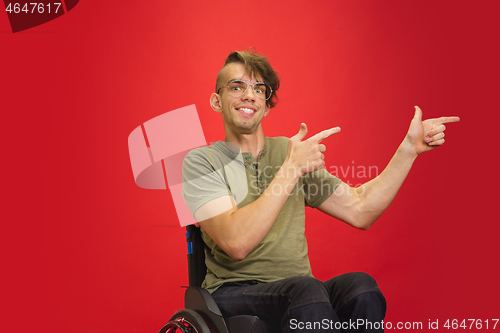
[185,286,228,333]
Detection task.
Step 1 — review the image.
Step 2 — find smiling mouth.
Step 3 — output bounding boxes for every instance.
[236,107,255,114]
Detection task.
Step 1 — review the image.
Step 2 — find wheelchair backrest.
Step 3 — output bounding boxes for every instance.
[186,224,207,287]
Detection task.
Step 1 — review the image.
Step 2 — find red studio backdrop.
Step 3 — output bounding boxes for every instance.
[2,1,499,332]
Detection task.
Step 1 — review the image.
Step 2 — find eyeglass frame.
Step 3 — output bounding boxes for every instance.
[216,79,273,101]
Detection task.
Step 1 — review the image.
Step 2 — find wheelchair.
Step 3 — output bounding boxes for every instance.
[158,224,272,333]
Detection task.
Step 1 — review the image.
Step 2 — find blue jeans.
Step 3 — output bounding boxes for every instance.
[211,272,386,332]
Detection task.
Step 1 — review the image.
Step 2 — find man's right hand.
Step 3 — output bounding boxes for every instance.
[197,123,340,261]
[285,123,341,177]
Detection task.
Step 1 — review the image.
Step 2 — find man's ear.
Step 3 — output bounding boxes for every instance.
[210,93,222,113]
[263,105,270,117]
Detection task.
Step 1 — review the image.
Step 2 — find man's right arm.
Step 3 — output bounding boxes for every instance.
[195,124,340,261]
[196,163,300,261]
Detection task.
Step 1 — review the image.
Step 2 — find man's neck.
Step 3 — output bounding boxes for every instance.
[224,127,265,160]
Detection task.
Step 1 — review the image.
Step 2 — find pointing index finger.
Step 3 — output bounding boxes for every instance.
[308,127,341,143]
[435,116,460,124]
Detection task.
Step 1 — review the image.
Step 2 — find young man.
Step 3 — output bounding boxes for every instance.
[182,51,459,332]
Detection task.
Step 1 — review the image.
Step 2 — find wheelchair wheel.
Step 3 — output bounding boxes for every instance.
[158,309,211,333]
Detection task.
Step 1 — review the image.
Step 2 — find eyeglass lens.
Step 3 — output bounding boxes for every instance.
[227,80,271,100]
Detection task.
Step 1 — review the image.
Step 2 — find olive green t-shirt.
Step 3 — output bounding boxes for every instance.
[182,137,341,293]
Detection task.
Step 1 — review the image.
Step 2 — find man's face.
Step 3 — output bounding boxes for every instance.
[214,63,270,135]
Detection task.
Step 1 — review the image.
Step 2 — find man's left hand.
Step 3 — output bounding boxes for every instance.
[405,105,460,156]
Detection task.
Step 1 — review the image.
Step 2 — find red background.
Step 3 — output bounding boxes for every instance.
[2,0,499,332]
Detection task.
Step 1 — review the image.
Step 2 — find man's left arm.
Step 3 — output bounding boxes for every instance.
[317,106,460,230]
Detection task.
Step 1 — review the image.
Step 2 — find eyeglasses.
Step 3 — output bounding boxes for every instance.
[217,80,272,101]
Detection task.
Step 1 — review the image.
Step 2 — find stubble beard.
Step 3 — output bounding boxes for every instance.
[224,108,261,134]
[232,117,257,134]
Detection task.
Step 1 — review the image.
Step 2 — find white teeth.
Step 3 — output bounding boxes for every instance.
[239,108,254,114]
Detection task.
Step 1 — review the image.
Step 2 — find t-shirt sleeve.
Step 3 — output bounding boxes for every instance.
[303,168,342,208]
[181,148,232,217]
